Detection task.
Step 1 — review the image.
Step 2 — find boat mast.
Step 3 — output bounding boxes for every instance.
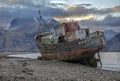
[37,5,50,34]
[37,5,42,34]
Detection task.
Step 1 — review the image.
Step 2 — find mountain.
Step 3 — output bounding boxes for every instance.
[0,25,7,30]
[0,17,59,52]
[0,29,6,51]
[103,33,120,52]
[104,30,118,41]
[8,18,58,32]
[8,18,36,31]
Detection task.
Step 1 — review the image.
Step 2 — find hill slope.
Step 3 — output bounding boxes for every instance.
[103,33,120,52]
[0,17,59,52]
[104,30,118,41]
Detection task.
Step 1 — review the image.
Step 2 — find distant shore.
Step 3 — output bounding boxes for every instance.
[0,56,120,81]
[0,51,39,55]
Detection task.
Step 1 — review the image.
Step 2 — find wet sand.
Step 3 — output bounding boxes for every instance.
[0,56,120,81]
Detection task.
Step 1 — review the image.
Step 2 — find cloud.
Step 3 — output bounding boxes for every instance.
[47,1,68,8]
[0,0,16,3]
[0,0,36,8]
[0,0,120,30]
[80,4,91,7]
[0,7,38,27]
[0,1,119,18]
[51,4,116,22]
[32,0,49,6]
[41,7,67,17]
[54,15,94,22]
[113,6,120,12]
[65,5,113,17]
[100,15,120,26]
[80,15,120,27]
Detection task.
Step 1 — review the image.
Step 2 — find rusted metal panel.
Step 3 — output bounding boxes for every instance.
[42,46,101,61]
[58,47,98,60]
[66,22,80,32]
[54,24,65,36]
[75,29,87,40]
[66,31,76,42]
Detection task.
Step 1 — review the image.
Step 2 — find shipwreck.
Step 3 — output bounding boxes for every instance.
[35,9,106,67]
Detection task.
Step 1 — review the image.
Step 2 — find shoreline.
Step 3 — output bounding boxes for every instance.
[0,56,120,81]
[0,51,39,55]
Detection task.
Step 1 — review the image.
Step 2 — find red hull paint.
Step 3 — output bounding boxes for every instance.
[42,46,102,61]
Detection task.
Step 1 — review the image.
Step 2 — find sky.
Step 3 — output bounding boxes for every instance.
[0,0,120,32]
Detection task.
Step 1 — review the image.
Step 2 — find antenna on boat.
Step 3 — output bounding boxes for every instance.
[37,5,50,34]
[37,5,43,34]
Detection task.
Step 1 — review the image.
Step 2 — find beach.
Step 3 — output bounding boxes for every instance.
[0,56,120,81]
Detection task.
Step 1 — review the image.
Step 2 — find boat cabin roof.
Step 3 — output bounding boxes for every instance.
[39,32,54,37]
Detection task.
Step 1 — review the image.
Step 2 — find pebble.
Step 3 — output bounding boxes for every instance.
[27,72,33,75]
[0,75,2,79]
[22,62,28,67]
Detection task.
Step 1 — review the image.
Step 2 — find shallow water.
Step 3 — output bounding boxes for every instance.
[8,52,41,59]
[100,52,120,71]
[8,52,120,71]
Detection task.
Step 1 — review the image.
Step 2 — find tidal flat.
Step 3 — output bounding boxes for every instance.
[0,55,120,81]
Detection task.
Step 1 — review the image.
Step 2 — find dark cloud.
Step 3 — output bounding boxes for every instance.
[0,8,35,17]
[0,3,119,19]
[80,4,92,6]
[16,0,36,7]
[80,15,120,27]
[0,0,35,7]
[0,7,38,26]
[0,1,120,29]
[34,4,114,18]
[0,7,66,18]
[0,6,67,25]
[66,5,113,17]
[41,7,67,17]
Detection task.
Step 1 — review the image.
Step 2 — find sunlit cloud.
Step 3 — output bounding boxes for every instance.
[65,5,78,11]
[113,6,120,12]
[80,15,120,27]
[65,4,114,17]
[53,15,94,22]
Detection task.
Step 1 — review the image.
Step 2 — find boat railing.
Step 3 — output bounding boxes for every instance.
[85,31,106,47]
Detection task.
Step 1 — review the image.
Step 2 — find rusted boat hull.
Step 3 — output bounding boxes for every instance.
[41,46,101,61]
[41,46,102,67]
[35,31,106,67]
